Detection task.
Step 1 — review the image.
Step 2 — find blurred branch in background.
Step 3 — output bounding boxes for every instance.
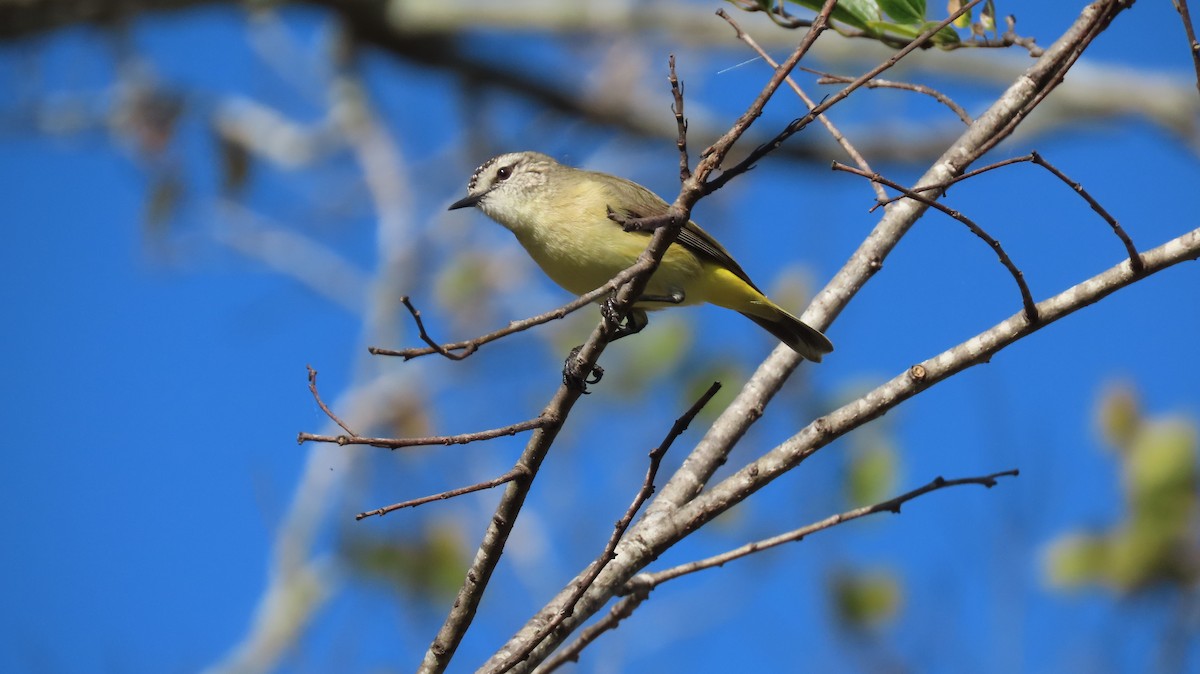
[4,0,1198,164]
[4,1,1200,673]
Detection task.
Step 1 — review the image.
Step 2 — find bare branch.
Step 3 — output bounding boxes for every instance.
[1173,0,1200,96]
[399,296,474,361]
[356,466,529,520]
[1028,151,1143,273]
[649,469,1019,585]
[541,469,1018,670]
[369,265,647,360]
[884,152,1142,272]
[668,55,690,184]
[811,69,973,126]
[297,415,552,450]
[722,12,887,203]
[707,0,986,194]
[546,225,1199,670]
[490,382,722,674]
[306,365,358,438]
[537,583,652,674]
[832,161,1039,322]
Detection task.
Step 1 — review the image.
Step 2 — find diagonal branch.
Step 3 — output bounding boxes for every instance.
[1175,0,1200,96]
[653,0,1132,521]
[723,12,887,203]
[356,466,529,519]
[539,469,1019,671]
[705,0,986,194]
[489,382,722,674]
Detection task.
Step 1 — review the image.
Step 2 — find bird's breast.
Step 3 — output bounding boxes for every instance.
[502,185,703,306]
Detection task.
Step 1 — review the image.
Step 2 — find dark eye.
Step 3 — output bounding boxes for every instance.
[496,165,512,181]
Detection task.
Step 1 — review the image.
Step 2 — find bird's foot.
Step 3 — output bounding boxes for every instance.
[563,345,604,394]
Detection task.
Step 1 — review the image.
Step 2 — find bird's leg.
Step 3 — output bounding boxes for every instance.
[563,345,604,393]
[636,290,685,306]
[567,289,683,392]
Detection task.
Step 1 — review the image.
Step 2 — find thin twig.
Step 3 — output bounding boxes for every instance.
[542,469,1019,670]
[975,2,1124,161]
[707,0,986,194]
[832,161,1039,323]
[537,583,652,674]
[491,383,723,674]
[648,469,1019,585]
[669,55,690,184]
[356,466,529,519]
[879,154,1037,207]
[702,0,843,172]
[1028,151,1143,273]
[1173,0,1200,96]
[811,69,973,126]
[402,295,472,361]
[883,152,1143,272]
[369,266,646,360]
[724,13,886,203]
[297,415,552,449]
[306,365,357,437]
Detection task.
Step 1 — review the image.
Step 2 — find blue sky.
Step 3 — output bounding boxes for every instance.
[1,2,1198,673]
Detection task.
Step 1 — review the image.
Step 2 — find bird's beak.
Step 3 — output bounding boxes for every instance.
[448,193,483,211]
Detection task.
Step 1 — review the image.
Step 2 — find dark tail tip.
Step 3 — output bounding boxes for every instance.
[741,312,833,362]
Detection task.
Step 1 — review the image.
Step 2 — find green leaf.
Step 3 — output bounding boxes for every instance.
[927,21,962,46]
[878,0,925,24]
[786,0,880,31]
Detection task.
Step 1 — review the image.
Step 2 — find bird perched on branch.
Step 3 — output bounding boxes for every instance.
[449,151,832,362]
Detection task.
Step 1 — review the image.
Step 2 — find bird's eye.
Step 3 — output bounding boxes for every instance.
[496,166,512,181]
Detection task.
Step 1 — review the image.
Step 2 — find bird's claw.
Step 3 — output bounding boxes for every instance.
[563,345,604,393]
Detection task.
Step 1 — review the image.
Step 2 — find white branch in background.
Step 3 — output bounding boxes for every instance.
[213,201,369,315]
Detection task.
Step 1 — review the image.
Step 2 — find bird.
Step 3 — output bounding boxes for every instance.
[448,151,833,362]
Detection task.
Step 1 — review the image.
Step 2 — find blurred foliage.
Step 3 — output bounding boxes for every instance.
[833,378,903,507]
[827,407,904,634]
[684,360,746,424]
[846,436,900,507]
[342,525,467,601]
[832,568,903,630]
[1045,382,1200,593]
[611,314,694,391]
[735,0,1011,49]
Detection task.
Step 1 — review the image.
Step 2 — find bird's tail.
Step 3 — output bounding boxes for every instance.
[740,306,833,363]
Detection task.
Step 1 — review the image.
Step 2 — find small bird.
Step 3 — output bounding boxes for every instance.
[448,151,833,362]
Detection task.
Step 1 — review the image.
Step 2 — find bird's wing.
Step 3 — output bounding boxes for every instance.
[595,172,762,292]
